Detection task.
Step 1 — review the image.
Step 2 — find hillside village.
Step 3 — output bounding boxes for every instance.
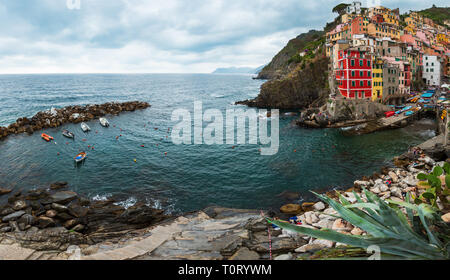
[325,2,449,105]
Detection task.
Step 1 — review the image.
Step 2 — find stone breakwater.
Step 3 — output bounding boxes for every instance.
[0,182,168,255]
[0,101,151,141]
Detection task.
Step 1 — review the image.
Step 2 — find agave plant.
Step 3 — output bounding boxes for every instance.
[268,189,449,260]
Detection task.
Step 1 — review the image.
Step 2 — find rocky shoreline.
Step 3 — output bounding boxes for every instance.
[0,182,169,254]
[0,101,150,141]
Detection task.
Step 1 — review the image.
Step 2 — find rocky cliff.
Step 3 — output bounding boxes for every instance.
[237,52,330,109]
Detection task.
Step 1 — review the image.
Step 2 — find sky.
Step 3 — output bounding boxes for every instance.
[0,0,448,74]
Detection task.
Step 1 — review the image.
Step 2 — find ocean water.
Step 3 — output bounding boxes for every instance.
[0,74,436,213]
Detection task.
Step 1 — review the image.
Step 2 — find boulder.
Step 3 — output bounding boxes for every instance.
[280,204,302,215]
[442,213,450,223]
[274,253,293,260]
[50,191,78,204]
[331,219,354,232]
[313,202,326,211]
[12,200,27,211]
[295,243,325,253]
[1,211,26,222]
[37,216,56,229]
[228,247,260,260]
[50,182,68,190]
[0,188,12,196]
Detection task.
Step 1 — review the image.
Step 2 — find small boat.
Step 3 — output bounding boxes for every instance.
[99,117,110,127]
[62,129,75,139]
[41,133,54,142]
[81,122,91,132]
[74,152,87,163]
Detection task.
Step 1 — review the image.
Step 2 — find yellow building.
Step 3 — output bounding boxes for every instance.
[437,33,449,44]
[367,23,400,40]
[372,58,384,101]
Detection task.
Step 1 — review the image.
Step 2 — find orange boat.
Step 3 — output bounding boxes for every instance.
[74,152,87,163]
[41,133,54,142]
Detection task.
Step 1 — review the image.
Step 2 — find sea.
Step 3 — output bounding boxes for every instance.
[0,74,437,213]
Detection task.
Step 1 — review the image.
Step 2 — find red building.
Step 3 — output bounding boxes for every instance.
[335,50,373,99]
[351,16,365,35]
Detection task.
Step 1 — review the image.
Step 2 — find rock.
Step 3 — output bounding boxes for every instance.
[56,212,74,221]
[312,239,334,248]
[312,219,334,229]
[68,204,88,218]
[72,224,85,232]
[274,253,293,260]
[51,203,69,212]
[403,176,418,186]
[354,180,370,187]
[295,243,325,253]
[280,204,302,215]
[332,219,354,232]
[50,182,68,190]
[1,210,26,222]
[64,219,80,229]
[0,207,15,217]
[0,188,12,196]
[370,186,381,194]
[37,216,56,229]
[46,210,58,218]
[378,184,389,192]
[0,226,12,233]
[442,213,450,223]
[313,202,326,211]
[50,191,78,204]
[390,187,402,198]
[304,211,319,224]
[388,171,399,183]
[229,247,260,260]
[12,200,27,211]
[18,214,37,226]
[351,227,364,235]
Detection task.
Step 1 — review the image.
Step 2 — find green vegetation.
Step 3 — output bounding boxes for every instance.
[417,6,450,26]
[332,3,350,15]
[268,190,449,260]
[416,164,450,208]
[287,37,325,65]
[257,30,324,79]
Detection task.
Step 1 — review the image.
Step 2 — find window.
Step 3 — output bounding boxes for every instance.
[360,71,363,77]
[352,81,356,87]
[351,60,355,66]
[352,71,355,77]
[360,81,364,86]
[359,60,363,66]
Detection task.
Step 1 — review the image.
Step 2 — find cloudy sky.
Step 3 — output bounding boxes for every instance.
[0,0,447,74]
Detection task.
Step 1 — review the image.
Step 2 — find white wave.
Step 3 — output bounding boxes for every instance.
[92,193,112,201]
[114,197,137,209]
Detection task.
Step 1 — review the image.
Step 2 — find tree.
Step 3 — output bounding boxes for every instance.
[332,3,350,15]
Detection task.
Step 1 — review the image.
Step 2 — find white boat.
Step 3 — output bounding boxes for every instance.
[99,117,110,127]
[81,122,91,132]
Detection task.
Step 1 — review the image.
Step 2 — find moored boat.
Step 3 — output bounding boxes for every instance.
[74,152,87,163]
[99,117,110,127]
[62,129,75,139]
[81,122,91,132]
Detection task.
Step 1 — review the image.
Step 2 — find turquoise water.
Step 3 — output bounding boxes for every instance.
[0,74,435,213]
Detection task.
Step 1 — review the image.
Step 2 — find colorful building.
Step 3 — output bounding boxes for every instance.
[372,58,384,101]
[335,49,373,99]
